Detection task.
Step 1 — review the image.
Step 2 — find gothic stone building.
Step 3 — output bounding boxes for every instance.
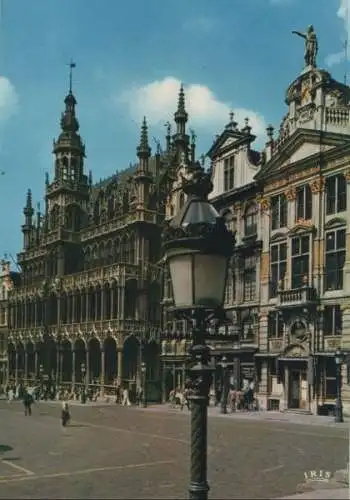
[7,84,192,400]
[0,260,20,386]
[255,64,350,414]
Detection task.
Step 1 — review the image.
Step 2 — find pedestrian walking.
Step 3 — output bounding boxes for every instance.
[23,390,33,416]
[61,401,70,426]
[121,388,131,406]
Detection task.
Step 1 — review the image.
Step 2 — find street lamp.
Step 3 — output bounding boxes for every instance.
[162,162,234,500]
[334,349,344,423]
[140,361,147,408]
[220,356,228,415]
[81,362,86,404]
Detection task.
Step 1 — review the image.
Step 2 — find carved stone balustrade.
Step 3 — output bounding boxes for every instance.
[277,286,317,308]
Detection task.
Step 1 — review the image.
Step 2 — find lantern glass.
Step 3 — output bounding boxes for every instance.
[169,252,228,309]
[335,351,341,365]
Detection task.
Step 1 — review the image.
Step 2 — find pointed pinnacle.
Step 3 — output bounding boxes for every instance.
[26,189,32,208]
[137,116,151,158]
[178,83,186,113]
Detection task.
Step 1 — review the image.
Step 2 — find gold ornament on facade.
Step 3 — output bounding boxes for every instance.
[310,177,325,193]
[285,187,296,201]
[257,196,270,211]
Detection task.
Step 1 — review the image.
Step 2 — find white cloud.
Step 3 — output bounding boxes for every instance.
[117,77,266,137]
[326,0,350,67]
[0,77,18,122]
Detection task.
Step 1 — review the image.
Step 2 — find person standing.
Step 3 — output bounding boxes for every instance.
[23,390,33,416]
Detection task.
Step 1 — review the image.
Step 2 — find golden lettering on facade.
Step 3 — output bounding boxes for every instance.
[310,176,325,193]
[285,187,296,201]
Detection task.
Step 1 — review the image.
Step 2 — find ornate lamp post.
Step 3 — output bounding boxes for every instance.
[220,356,228,415]
[81,362,86,404]
[162,162,234,500]
[334,349,344,423]
[140,361,147,408]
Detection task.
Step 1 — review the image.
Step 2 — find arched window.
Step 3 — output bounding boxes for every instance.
[244,203,258,237]
[61,156,68,181]
[70,157,77,182]
[50,205,60,230]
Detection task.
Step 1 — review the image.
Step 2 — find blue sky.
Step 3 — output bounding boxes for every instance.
[0,0,347,262]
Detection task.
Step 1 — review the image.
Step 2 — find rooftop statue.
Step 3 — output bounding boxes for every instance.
[292,25,318,68]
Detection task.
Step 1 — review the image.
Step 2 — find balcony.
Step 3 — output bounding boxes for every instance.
[276,286,317,308]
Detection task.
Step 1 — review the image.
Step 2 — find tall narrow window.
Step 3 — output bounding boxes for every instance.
[267,312,284,338]
[225,270,235,305]
[224,156,235,191]
[296,184,312,220]
[271,194,287,230]
[270,242,287,297]
[326,174,347,215]
[243,255,256,302]
[325,228,346,291]
[244,203,257,237]
[291,235,310,288]
[323,305,342,336]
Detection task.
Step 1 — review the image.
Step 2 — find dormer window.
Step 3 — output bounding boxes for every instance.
[296,184,312,220]
[224,156,234,191]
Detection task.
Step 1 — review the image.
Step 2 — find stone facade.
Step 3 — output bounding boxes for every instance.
[6,84,193,402]
[0,260,20,386]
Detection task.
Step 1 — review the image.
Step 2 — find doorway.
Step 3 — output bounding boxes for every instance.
[288,369,307,409]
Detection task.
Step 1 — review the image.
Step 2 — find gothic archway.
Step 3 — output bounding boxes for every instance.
[125,279,137,319]
[89,337,101,383]
[26,341,35,380]
[123,335,140,382]
[74,338,86,382]
[61,339,73,382]
[17,342,25,380]
[8,342,16,378]
[143,341,160,381]
[104,336,117,385]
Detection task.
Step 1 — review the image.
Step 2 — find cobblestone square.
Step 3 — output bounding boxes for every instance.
[0,402,348,499]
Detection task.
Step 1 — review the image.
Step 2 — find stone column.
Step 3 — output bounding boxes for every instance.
[110,286,114,320]
[100,349,105,397]
[341,303,350,414]
[24,351,28,381]
[72,350,76,391]
[118,286,125,320]
[101,287,105,321]
[72,294,76,324]
[34,350,38,380]
[284,187,297,288]
[117,349,123,385]
[282,365,289,411]
[85,347,90,387]
[15,352,18,385]
[85,290,90,322]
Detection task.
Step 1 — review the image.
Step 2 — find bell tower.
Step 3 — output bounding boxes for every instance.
[51,62,87,188]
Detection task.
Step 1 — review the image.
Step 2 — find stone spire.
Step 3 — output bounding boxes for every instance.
[174,84,188,135]
[22,189,34,250]
[173,84,190,162]
[52,62,86,186]
[137,117,151,160]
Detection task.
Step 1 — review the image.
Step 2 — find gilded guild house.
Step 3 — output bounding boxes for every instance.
[255,62,350,414]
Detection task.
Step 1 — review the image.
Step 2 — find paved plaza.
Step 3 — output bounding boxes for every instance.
[0,401,348,499]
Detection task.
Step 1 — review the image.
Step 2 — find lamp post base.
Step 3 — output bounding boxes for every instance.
[187,319,212,500]
[335,400,344,423]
